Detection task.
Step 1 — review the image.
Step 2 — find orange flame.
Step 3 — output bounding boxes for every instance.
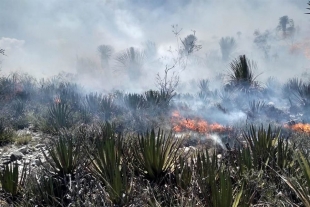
[286,123,310,133]
[171,111,227,133]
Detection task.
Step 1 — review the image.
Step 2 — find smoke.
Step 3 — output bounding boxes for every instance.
[1,0,310,122]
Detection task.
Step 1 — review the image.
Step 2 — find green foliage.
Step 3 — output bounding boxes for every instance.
[0,119,14,146]
[41,132,82,178]
[34,174,68,206]
[14,134,32,146]
[88,122,131,206]
[132,128,182,182]
[196,150,244,206]
[226,55,261,93]
[174,155,193,190]
[281,151,310,206]
[0,162,27,199]
[48,102,72,131]
[243,124,295,171]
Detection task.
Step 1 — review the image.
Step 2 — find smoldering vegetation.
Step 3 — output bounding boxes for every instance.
[2,1,310,206]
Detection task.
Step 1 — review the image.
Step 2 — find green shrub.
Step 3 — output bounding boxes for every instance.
[0,162,27,203]
[0,119,14,146]
[131,128,183,182]
[88,122,132,206]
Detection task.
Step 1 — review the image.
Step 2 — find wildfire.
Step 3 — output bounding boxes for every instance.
[290,38,310,59]
[171,111,227,133]
[286,123,310,133]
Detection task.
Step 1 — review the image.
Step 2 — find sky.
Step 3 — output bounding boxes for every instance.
[0,0,310,92]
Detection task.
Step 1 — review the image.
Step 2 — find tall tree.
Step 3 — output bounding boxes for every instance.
[97,45,114,68]
[180,34,202,55]
[115,47,145,82]
[276,16,295,38]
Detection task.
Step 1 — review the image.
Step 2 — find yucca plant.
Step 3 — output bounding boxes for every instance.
[88,122,131,206]
[41,132,82,179]
[0,162,27,202]
[100,95,119,120]
[48,102,72,131]
[174,155,193,190]
[86,92,102,113]
[36,175,66,206]
[247,100,265,120]
[219,36,236,61]
[132,128,183,182]
[281,150,310,206]
[196,150,244,206]
[226,55,261,93]
[243,124,279,170]
[123,93,145,111]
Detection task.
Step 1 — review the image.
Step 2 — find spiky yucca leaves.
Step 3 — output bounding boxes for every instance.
[115,47,145,81]
[174,155,193,190]
[41,132,82,179]
[48,102,72,132]
[33,175,68,207]
[242,125,295,172]
[247,100,265,120]
[0,162,27,202]
[281,150,310,206]
[86,92,102,113]
[132,129,183,182]
[123,93,145,111]
[226,55,261,93]
[88,122,131,206]
[196,150,243,206]
[98,44,114,67]
[143,90,172,110]
[100,95,120,120]
[219,36,236,61]
[243,125,278,171]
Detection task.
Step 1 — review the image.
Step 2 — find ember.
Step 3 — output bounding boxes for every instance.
[171,111,227,133]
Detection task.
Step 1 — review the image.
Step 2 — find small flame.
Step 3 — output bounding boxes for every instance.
[286,123,310,133]
[54,97,61,104]
[171,111,227,133]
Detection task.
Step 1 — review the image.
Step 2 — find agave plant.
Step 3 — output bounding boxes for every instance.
[88,122,131,206]
[226,55,261,93]
[131,128,183,182]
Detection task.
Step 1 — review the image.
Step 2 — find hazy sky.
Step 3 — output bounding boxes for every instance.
[0,0,310,91]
